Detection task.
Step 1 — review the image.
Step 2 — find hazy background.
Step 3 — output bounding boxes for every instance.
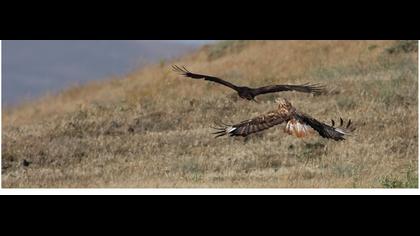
[2,40,216,106]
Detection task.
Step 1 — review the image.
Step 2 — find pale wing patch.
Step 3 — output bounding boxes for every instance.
[284,119,314,138]
[332,118,354,136]
[334,128,347,135]
[226,127,237,133]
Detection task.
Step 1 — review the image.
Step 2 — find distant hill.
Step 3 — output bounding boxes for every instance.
[2,40,418,188]
[2,40,212,106]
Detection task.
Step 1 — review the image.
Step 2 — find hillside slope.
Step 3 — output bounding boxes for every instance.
[2,40,418,188]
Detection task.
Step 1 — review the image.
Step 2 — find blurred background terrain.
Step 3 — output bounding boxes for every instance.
[1,40,418,188]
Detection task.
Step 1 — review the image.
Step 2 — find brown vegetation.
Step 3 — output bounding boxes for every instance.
[2,40,418,188]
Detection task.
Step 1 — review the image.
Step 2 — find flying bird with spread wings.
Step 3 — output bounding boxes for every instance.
[172,65,325,102]
[212,98,355,141]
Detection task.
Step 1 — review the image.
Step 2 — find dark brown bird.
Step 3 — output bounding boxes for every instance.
[172,65,325,102]
[212,98,355,141]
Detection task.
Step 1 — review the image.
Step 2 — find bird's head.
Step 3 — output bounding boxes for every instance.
[276,98,293,113]
[238,88,255,101]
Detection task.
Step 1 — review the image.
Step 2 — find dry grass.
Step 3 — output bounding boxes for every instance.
[2,40,418,188]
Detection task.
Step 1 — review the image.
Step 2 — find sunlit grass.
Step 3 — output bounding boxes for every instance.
[2,40,418,188]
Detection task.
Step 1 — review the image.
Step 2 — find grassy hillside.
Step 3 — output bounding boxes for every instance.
[2,40,418,188]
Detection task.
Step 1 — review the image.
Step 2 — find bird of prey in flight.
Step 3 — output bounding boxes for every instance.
[172,65,325,102]
[212,98,355,141]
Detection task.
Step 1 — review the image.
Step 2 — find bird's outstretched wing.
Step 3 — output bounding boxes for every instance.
[212,111,288,138]
[172,65,239,92]
[295,114,356,141]
[253,83,325,96]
